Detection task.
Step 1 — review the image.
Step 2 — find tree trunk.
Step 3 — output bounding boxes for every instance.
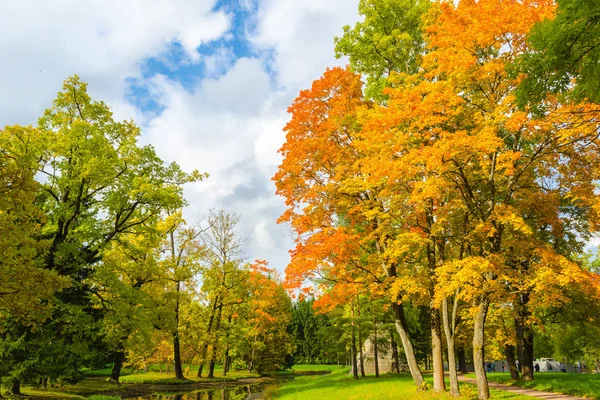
[515,293,534,381]
[504,344,520,380]
[171,232,185,380]
[373,318,380,377]
[10,380,21,396]
[473,298,490,400]
[390,330,400,373]
[356,300,365,377]
[442,297,460,396]
[351,304,359,380]
[198,299,219,377]
[522,330,534,381]
[223,351,230,376]
[222,313,233,377]
[431,306,445,392]
[457,345,467,374]
[174,332,184,379]
[109,350,125,383]
[208,356,217,378]
[208,304,223,379]
[393,302,425,388]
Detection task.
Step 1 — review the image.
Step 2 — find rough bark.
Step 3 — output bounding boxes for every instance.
[109,350,125,383]
[442,296,460,396]
[515,293,534,381]
[431,306,445,392]
[504,344,520,380]
[393,302,425,388]
[521,331,534,381]
[473,298,490,400]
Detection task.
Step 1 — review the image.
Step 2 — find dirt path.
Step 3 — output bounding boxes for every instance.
[458,376,589,399]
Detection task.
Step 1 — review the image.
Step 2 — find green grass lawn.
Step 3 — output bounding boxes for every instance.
[291,364,345,372]
[479,372,600,399]
[273,369,537,400]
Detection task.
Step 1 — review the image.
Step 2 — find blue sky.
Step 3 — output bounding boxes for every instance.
[0,0,361,273]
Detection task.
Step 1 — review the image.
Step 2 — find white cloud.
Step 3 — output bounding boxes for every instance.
[0,0,230,125]
[250,0,359,91]
[0,0,362,274]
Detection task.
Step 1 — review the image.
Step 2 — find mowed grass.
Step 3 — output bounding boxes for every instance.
[480,372,600,399]
[291,364,345,372]
[274,369,538,400]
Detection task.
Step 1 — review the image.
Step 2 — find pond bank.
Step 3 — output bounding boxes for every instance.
[15,370,332,399]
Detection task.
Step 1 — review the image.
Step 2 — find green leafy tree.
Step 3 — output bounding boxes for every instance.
[517,0,600,105]
[334,0,430,100]
[1,76,204,393]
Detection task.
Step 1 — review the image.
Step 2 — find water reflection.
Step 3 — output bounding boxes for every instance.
[128,384,265,400]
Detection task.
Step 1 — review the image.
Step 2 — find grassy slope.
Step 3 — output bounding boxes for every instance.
[481,372,600,399]
[274,368,537,400]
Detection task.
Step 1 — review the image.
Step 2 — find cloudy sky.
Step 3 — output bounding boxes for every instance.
[0,0,361,273]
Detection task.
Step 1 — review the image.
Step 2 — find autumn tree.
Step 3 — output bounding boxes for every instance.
[161,212,205,380]
[196,210,249,378]
[274,66,429,388]
[245,261,294,374]
[0,126,68,325]
[1,76,204,393]
[92,218,168,382]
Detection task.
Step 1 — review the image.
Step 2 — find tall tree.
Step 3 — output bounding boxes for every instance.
[1,76,204,392]
[197,210,248,378]
[275,67,427,389]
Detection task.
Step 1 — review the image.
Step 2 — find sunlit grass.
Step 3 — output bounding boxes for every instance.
[274,369,537,400]
[291,364,345,372]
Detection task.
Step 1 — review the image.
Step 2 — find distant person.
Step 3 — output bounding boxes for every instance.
[560,363,566,373]
[535,363,540,372]
[548,363,553,371]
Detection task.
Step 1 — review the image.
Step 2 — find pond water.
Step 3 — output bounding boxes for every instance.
[125,383,269,400]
